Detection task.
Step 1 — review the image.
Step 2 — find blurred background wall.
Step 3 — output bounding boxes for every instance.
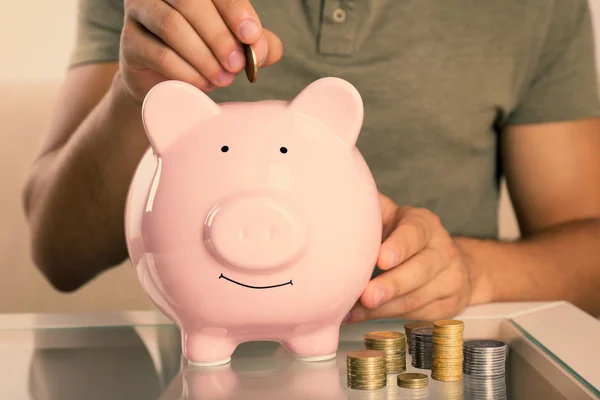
[0,1,599,313]
[0,1,153,312]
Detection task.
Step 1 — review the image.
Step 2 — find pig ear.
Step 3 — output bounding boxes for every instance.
[288,77,364,147]
[142,80,220,154]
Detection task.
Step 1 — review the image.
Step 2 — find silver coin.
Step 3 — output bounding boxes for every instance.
[464,340,507,349]
[412,327,432,335]
[464,347,507,353]
[464,354,507,359]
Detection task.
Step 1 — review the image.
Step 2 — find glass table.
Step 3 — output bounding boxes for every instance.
[0,301,598,399]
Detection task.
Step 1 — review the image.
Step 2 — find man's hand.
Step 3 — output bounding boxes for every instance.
[121,0,284,101]
[344,193,475,323]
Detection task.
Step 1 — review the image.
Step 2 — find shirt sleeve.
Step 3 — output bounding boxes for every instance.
[69,0,124,67]
[507,0,600,125]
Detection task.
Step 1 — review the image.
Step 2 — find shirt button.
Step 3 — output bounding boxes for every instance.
[332,8,347,23]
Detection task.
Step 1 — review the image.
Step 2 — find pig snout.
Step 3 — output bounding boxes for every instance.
[205,196,308,271]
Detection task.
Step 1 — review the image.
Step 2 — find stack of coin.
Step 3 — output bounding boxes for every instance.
[431,320,464,382]
[396,373,429,389]
[463,375,507,400]
[346,350,387,390]
[411,326,433,369]
[404,322,433,355]
[364,331,406,374]
[463,340,508,377]
[463,340,508,399]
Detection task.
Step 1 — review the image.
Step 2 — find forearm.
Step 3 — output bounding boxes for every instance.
[457,218,600,316]
[23,73,149,291]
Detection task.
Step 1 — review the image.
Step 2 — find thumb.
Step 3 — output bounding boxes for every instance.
[259,28,283,67]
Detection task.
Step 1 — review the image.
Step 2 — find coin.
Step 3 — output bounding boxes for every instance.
[431,319,464,382]
[464,340,507,350]
[404,321,433,355]
[397,372,428,389]
[434,320,465,328]
[365,331,405,341]
[346,349,387,390]
[411,326,433,370]
[347,349,387,360]
[364,331,406,374]
[243,43,258,83]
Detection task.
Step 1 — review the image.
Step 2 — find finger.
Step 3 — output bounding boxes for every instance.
[378,192,399,230]
[349,267,464,323]
[378,207,439,270]
[401,296,463,321]
[165,0,245,73]
[360,248,444,309]
[213,0,263,43]
[130,0,234,86]
[121,20,215,91]
[258,29,283,67]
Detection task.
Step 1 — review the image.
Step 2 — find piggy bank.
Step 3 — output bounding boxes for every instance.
[124,77,382,366]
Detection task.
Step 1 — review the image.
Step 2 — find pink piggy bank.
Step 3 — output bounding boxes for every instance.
[124,77,382,366]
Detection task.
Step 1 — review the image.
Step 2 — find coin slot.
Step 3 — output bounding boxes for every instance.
[280,147,288,154]
[221,146,229,152]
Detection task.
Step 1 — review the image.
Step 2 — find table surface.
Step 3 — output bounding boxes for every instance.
[0,301,599,399]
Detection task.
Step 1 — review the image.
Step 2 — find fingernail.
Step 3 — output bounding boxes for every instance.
[239,20,259,41]
[373,288,385,307]
[256,39,268,66]
[385,251,400,268]
[227,49,245,71]
[215,70,235,86]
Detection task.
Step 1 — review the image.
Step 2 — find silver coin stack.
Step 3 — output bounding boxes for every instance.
[411,327,433,369]
[463,340,508,376]
[463,340,508,400]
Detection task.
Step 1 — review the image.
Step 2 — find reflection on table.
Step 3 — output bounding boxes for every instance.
[25,322,581,400]
[27,325,350,400]
[160,344,347,400]
[28,327,165,400]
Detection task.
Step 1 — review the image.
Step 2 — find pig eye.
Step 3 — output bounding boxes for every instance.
[280,147,288,154]
[221,146,229,153]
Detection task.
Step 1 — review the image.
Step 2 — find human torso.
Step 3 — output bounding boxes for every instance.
[83,0,574,238]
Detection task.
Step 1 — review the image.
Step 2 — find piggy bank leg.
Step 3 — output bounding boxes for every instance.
[284,325,339,362]
[182,331,237,367]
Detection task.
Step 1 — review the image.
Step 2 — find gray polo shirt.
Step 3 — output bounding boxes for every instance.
[71,0,600,238]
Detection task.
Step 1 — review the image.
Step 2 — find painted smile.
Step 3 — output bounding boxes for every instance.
[219,273,293,289]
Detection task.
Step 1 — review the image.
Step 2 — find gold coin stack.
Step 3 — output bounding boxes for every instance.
[432,320,464,382]
[346,350,387,390]
[404,321,433,355]
[397,372,429,389]
[364,331,406,374]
